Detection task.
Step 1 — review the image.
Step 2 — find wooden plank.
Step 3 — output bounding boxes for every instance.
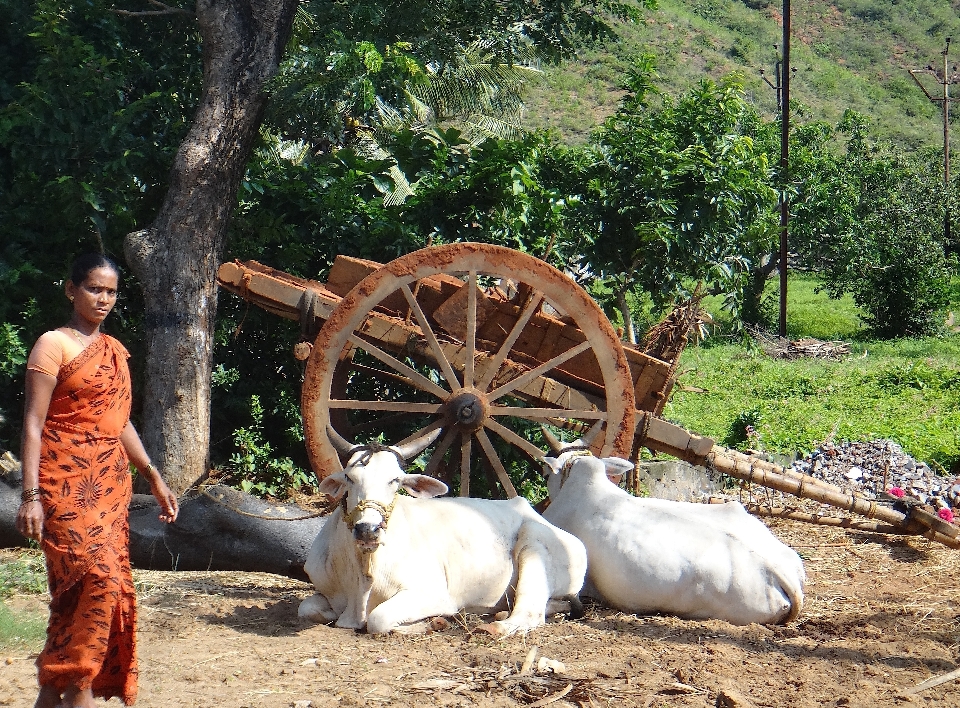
[631,357,672,413]
[642,417,715,462]
[216,261,339,322]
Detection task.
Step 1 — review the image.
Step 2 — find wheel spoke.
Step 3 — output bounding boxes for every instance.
[490,406,606,421]
[487,340,592,402]
[347,333,448,399]
[475,429,518,498]
[483,418,548,461]
[401,283,461,390]
[459,434,471,497]
[464,270,477,388]
[476,290,544,393]
[423,426,458,481]
[328,400,442,413]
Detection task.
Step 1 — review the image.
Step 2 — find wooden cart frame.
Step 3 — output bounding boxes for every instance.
[217,243,959,549]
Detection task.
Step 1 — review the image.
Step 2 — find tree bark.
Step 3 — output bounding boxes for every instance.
[741,250,781,326]
[125,0,297,494]
[616,285,637,345]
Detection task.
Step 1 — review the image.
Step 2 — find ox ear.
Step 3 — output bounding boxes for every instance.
[400,473,448,499]
[601,457,634,479]
[541,456,562,475]
[318,471,348,501]
[391,427,443,460]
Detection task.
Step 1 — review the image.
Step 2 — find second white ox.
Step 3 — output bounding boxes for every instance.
[541,440,806,625]
[298,430,588,635]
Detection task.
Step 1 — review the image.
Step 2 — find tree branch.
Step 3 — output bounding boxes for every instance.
[112,0,195,17]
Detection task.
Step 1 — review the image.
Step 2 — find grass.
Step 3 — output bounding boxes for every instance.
[666,274,960,472]
[0,549,47,651]
[0,600,46,651]
[523,0,955,149]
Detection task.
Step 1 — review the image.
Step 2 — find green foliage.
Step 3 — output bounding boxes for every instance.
[790,113,953,337]
[0,0,203,450]
[268,0,650,152]
[0,323,26,381]
[722,407,763,448]
[223,395,314,499]
[865,361,960,392]
[0,551,47,597]
[671,278,960,472]
[568,64,778,317]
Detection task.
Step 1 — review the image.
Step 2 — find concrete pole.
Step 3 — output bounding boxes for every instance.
[778,0,791,339]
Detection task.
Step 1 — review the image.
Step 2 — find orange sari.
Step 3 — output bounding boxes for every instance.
[36,334,138,705]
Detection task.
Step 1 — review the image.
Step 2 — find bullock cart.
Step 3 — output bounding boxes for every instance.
[217,242,959,549]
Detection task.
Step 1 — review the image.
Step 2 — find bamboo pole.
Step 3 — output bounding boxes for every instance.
[707,498,911,535]
[705,447,960,549]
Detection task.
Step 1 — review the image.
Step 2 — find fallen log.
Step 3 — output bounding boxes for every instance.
[1,475,325,581]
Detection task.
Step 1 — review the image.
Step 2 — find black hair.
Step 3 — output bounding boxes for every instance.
[69,253,120,286]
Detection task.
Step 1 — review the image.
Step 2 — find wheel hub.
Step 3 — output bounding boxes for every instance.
[446,388,488,432]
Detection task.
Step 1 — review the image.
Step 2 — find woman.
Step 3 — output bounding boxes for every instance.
[15,253,180,708]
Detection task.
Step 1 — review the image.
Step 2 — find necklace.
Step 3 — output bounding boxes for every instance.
[68,328,94,347]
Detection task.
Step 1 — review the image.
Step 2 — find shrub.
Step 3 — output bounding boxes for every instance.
[223,395,314,499]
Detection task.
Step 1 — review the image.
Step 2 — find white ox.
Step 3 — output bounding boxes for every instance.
[541,440,806,625]
[298,430,588,636]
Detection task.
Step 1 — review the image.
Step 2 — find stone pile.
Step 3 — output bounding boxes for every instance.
[789,439,959,513]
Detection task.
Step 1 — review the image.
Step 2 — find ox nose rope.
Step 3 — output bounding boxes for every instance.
[338,444,407,531]
[341,494,398,531]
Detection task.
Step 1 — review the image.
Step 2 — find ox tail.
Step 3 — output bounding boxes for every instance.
[775,570,805,625]
[566,594,585,621]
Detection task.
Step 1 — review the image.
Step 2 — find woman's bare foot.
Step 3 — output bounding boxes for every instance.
[58,686,97,708]
[33,685,61,708]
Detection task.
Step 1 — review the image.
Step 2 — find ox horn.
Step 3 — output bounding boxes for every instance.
[326,425,358,458]
[540,425,564,455]
[392,427,443,460]
[580,419,605,447]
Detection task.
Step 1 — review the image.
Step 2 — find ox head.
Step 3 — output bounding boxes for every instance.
[540,426,633,498]
[318,427,447,550]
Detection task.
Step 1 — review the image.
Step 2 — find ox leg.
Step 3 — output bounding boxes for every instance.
[298,593,338,625]
[334,587,370,630]
[366,590,459,635]
[481,538,551,636]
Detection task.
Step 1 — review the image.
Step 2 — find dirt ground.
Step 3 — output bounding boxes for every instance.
[3,518,960,708]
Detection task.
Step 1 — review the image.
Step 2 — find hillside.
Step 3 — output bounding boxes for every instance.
[523,0,960,148]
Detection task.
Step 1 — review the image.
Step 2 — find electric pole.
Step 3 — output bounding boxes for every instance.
[910,38,960,244]
[759,0,792,338]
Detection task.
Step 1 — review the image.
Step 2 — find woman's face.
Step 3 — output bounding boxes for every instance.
[67,266,119,326]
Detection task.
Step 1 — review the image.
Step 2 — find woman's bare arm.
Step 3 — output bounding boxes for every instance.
[120,422,179,523]
[16,370,57,541]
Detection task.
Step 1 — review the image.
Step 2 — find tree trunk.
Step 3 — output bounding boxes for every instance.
[616,285,637,345]
[124,0,297,494]
[741,250,781,327]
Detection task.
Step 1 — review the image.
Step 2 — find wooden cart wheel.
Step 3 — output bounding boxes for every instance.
[302,242,636,497]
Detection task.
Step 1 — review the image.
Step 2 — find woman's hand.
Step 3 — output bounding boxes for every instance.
[148,475,180,524]
[16,500,44,541]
